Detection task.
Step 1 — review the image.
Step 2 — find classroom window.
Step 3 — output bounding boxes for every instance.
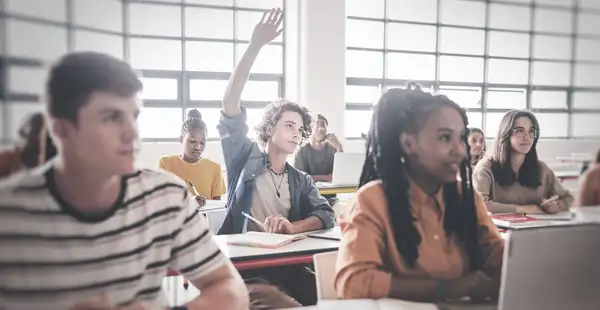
[531,91,568,109]
[0,1,285,142]
[346,0,385,19]
[387,53,436,81]
[346,51,384,78]
[489,4,531,31]
[438,86,481,109]
[387,0,437,23]
[186,42,234,72]
[138,108,183,139]
[439,56,484,83]
[536,113,569,138]
[345,110,373,139]
[486,88,527,110]
[572,114,600,138]
[487,59,529,85]
[440,0,486,27]
[440,27,485,55]
[488,31,530,58]
[346,85,381,104]
[572,92,600,110]
[346,19,385,49]
[574,64,600,88]
[576,39,600,62]
[387,23,436,52]
[140,78,178,101]
[534,8,573,34]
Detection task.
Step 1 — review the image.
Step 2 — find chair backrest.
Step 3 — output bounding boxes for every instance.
[313,251,339,300]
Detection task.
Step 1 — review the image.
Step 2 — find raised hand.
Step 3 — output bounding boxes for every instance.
[250,8,284,48]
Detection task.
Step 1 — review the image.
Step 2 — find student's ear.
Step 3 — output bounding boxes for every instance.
[50,119,73,142]
[399,132,417,155]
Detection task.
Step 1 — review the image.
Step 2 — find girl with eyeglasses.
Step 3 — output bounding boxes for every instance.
[472,110,573,214]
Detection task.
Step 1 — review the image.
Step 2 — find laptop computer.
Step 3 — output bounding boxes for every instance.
[331,152,365,186]
[499,223,600,310]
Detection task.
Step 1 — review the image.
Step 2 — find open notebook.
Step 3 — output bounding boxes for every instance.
[226,232,307,249]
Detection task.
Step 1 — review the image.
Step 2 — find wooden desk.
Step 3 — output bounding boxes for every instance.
[166,232,339,277]
[317,183,357,195]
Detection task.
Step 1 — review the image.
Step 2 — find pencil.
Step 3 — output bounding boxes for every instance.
[187,180,200,196]
[241,212,267,231]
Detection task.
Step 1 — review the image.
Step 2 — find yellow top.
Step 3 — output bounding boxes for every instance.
[158,155,226,199]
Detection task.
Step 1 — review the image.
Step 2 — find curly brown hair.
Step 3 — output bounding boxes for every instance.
[255,99,312,145]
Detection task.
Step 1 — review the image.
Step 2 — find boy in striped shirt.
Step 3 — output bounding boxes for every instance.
[0,52,248,310]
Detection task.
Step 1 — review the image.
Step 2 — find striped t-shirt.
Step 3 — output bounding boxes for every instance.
[0,165,229,310]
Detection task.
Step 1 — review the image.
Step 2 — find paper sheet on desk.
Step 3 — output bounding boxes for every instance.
[528,211,573,221]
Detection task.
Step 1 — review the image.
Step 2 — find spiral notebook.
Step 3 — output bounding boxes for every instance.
[226,232,307,249]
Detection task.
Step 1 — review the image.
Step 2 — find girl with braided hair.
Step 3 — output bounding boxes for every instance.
[334,83,504,302]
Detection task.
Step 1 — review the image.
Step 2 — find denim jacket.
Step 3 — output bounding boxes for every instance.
[216,108,335,235]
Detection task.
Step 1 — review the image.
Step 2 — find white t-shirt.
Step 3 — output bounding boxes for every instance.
[0,164,228,310]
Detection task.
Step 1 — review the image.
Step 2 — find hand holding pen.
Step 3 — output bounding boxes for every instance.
[188,180,207,208]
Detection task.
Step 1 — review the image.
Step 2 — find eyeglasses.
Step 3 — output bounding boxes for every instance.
[512,127,538,139]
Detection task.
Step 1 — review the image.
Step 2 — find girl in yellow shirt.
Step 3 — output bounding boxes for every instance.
[158,109,226,206]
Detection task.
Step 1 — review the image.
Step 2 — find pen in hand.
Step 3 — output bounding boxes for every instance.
[242,212,267,232]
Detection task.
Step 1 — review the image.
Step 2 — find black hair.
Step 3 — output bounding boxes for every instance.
[256,99,312,145]
[468,128,486,149]
[359,83,481,270]
[47,52,142,124]
[315,114,328,126]
[181,109,207,137]
[490,110,541,188]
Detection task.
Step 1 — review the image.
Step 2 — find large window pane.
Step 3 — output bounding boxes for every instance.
[345,110,373,138]
[489,31,530,58]
[346,19,384,49]
[241,81,279,101]
[186,42,234,72]
[537,113,569,137]
[236,0,283,9]
[440,0,486,27]
[237,11,281,42]
[74,31,124,60]
[387,0,437,23]
[185,8,233,39]
[138,108,182,138]
[346,85,380,104]
[438,86,481,108]
[575,64,600,88]
[572,114,600,137]
[578,13,600,36]
[129,3,181,36]
[573,92,600,109]
[186,0,234,6]
[387,53,436,81]
[6,0,66,22]
[440,27,485,55]
[531,91,568,109]
[73,0,123,32]
[580,0,600,9]
[189,80,228,100]
[466,112,483,129]
[439,56,484,83]
[485,112,506,137]
[347,0,385,18]
[488,59,529,84]
[387,23,436,52]
[537,0,574,6]
[533,35,572,60]
[534,9,572,34]
[7,67,47,95]
[140,78,178,100]
[7,21,68,62]
[236,44,283,74]
[346,51,383,78]
[130,39,182,70]
[489,4,531,31]
[532,62,570,86]
[487,88,527,109]
[576,39,600,61]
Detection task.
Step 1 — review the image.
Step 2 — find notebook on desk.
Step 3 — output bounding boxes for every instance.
[226,232,307,249]
[492,211,573,229]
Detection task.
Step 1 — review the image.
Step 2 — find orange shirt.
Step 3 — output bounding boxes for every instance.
[334,180,504,299]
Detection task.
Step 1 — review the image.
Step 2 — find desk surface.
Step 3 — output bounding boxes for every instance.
[214,234,339,262]
[282,299,497,310]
